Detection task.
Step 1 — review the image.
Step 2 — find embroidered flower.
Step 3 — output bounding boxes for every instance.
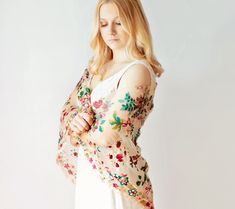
[116,153,124,162]
[93,99,103,108]
[64,163,70,169]
[130,154,140,167]
[102,102,108,111]
[116,141,121,148]
[68,170,73,175]
[113,183,118,188]
[56,68,157,209]
[114,173,129,186]
[128,188,137,197]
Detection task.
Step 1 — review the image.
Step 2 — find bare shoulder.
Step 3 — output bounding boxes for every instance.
[118,63,152,89]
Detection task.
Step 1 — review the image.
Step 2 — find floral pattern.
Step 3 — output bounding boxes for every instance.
[56,65,158,209]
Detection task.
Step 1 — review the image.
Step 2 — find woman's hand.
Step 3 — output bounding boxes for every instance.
[70,111,95,135]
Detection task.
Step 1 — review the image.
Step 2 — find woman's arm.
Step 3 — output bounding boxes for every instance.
[60,68,90,124]
[75,65,155,147]
[60,68,95,148]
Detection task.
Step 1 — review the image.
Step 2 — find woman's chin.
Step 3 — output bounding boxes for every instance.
[108,43,124,50]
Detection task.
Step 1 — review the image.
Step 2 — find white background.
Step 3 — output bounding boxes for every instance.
[0,0,234,209]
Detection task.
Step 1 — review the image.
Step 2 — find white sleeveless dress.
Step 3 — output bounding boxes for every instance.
[74,59,155,209]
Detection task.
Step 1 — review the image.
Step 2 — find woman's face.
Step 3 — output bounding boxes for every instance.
[99,3,129,50]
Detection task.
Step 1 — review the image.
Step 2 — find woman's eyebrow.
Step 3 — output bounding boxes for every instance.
[100,16,119,21]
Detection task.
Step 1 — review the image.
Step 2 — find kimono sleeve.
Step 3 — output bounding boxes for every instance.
[60,68,92,147]
[60,68,90,123]
[81,66,155,147]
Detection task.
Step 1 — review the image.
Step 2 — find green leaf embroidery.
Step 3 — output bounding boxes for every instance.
[109,111,122,131]
[100,120,106,125]
[99,126,103,132]
[119,92,137,112]
[85,87,90,93]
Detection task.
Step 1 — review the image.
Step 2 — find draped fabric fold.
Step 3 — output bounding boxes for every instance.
[56,61,157,209]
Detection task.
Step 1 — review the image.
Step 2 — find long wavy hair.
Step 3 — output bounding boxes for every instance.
[87,0,164,77]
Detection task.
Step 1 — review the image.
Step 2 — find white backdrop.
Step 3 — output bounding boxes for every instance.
[0,0,234,209]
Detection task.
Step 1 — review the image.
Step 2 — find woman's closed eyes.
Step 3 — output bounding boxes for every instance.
[100,22,121,27]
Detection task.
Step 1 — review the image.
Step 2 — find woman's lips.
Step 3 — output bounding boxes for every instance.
[109,39,119,41]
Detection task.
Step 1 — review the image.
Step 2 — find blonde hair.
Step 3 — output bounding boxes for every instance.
[87,0,164,77]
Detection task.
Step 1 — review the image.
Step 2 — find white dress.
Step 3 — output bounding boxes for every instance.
[74,60,153,209]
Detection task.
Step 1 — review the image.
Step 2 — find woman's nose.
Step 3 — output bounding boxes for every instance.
[109,24,116,36]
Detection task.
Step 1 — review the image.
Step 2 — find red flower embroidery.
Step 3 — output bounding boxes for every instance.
[116,154,124,162]
[146,202,151,207]
[116,141,121,148]
[122,118,132,127]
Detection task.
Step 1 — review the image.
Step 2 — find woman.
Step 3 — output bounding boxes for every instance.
[56,0,164,209]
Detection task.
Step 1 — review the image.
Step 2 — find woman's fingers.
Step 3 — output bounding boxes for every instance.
[73,114,90,131]
[70,119,84,133]
[69,111,95,136]
[78,114,91,130]
[80,112,95,126]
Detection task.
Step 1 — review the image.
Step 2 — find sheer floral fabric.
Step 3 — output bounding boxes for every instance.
[56,60,158,209]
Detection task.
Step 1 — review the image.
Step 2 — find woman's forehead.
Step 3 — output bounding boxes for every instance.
[100,16,119,21]
[99,3,119,19]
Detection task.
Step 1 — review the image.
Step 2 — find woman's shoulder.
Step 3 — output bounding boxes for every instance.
[117,62,155,91]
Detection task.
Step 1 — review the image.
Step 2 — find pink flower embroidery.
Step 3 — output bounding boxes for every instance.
[68,169,73,175]
[102,103,108,111]
[113,183,118,188]
[64,163,70,169]
[93,100,103,108]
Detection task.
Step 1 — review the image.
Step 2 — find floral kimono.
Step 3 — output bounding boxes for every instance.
[56,60,158,209]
